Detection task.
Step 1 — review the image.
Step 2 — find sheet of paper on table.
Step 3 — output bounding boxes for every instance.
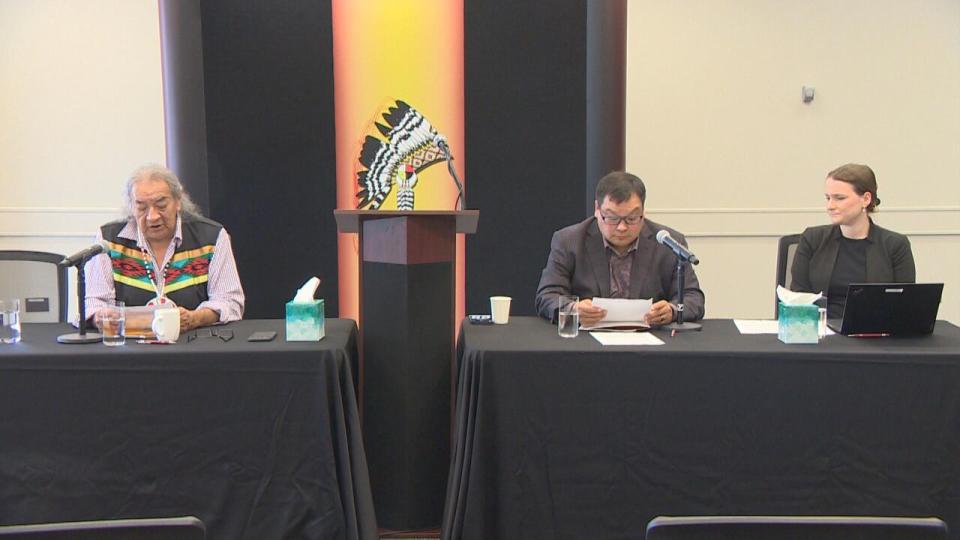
[590,331,664,346]
[734,319,835,336]
[734,319,781,334]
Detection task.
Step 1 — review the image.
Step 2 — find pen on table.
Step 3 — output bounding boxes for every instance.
[849,332,890,338]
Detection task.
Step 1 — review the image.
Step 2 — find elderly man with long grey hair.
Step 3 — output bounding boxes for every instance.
[85,164,244,331]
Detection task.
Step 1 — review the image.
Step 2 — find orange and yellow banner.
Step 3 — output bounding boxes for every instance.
[332,0,465,324]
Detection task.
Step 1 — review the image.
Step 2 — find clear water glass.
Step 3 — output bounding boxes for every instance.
[101,301,126,347]
[558,295,579,338]
[0,299,21,344]
[815,295,828,339]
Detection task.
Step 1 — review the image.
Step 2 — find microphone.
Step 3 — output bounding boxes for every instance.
[433,133,465,210]
[656,230,699,265]
[434,134,450,154]
[60,240,108,267]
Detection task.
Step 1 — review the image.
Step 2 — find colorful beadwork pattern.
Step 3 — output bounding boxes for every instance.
[107,241,213,294]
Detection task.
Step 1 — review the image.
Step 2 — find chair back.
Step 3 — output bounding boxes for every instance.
[0,516,205,540]
[774,234,802,318]
[0,251,69,323]
[646,515,948,540]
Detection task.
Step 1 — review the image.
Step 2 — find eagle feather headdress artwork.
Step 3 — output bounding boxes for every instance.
[355,100,446,210]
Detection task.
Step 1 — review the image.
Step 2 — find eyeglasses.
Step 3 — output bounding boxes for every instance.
[187,328,234,342]
[599,213,644,226]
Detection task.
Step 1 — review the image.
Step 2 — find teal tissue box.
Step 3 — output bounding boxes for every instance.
[778,303,819,344]
[286,299,325,341]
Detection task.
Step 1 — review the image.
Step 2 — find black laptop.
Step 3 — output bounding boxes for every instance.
[828,282,943,336]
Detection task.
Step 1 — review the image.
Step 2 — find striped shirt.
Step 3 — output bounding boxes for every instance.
[603,236,639,299]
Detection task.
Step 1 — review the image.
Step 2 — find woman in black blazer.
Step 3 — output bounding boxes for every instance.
[790,163,915,319]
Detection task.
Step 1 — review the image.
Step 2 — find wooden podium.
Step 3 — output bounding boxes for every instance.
[334,209,478,530]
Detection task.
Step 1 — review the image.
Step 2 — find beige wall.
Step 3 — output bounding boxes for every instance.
[0,0,165,316]
[626,0,960,323]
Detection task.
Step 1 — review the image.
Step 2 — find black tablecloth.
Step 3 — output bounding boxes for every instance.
[0,319,376,540]
[442,317,960,540]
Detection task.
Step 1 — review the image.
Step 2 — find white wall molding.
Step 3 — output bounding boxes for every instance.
[645,206,960,240]
[649,206,960,215]
[0,232,107,238]
[683,230,960,238]
[0,207,121,240]
[0,206,119,213]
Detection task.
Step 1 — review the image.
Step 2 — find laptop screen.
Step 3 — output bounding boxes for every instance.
[829,283,943,336]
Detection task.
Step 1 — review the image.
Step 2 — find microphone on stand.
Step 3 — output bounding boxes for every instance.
[656,230,699,265]
[434,134,465,211]
[60,241,108,267]
[655,230,702,332]
[57,240,108,344]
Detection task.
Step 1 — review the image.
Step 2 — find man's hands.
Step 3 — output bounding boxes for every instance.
[179,307,219,332]
[644,300,675,327]
[575,299,607,327]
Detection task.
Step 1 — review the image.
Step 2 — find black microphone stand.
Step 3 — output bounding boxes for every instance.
[663,256,702,332]
[58,255,102,344]
[439,141,465,210]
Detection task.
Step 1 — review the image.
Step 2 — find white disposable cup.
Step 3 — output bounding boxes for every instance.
[490,296,512,324]
[558,295,579,338]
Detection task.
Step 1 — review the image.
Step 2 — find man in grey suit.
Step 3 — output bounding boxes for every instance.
[535,171,705,327]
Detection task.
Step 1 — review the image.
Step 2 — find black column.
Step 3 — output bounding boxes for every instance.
[585,0,627,214]
[362,261,452,529]
[159,0,210,213]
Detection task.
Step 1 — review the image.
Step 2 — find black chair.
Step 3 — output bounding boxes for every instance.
[0,251,69,323]
[0,516,205,539]
[774,234,802,318]
[646,515,948,540]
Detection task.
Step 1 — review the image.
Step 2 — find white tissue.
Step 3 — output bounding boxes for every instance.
[776,285,822,305]
[293,277,321,303]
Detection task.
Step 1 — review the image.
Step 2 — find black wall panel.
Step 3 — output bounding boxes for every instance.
[200,1,339,318]
[463,0,590,317]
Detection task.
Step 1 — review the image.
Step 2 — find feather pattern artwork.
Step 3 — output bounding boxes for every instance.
[355,100,445,210]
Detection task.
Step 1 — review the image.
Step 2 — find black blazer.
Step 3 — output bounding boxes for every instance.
[534,217,705,322]
[790,219,916,295]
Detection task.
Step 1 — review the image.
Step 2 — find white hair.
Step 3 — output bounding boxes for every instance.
[122,164,201,219]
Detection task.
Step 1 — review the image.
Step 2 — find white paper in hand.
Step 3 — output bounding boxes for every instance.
[590,298,652,321]
[585,297,652,330]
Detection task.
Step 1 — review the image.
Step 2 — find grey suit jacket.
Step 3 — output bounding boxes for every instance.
[535,217,705,322]
[789,220,916,294]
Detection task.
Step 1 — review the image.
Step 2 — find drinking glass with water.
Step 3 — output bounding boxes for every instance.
[558,295,579,338]
[0,299,22,344]
[99,301,126,347]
